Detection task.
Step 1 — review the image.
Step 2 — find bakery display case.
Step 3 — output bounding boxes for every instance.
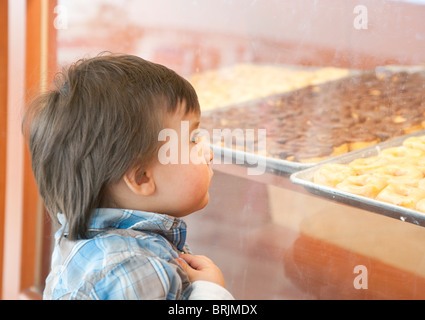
[54,0,425,299]
[4,0,425,299]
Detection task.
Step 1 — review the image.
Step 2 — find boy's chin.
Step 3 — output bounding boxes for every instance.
[166,194,210,218]
[198,193,210,210]
[183,193,210,216]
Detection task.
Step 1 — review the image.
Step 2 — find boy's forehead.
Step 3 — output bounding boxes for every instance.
[174,110,200,125]
[177,99,199,114]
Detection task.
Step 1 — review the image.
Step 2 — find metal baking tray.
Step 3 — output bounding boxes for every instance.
[290,130,425,226]
[203,65,425,175]
[211,145,324,175]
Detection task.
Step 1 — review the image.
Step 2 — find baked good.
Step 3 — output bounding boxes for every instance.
[336,174,387,198]
[376,184,425,209]
[348,156,390,174]
[379,146,424,160]
[416,198,425,212]
[313,163,355,187]
[374,164,424,186]
[403,136,425,152]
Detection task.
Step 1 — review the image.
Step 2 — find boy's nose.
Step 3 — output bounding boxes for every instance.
[204,144,213,164]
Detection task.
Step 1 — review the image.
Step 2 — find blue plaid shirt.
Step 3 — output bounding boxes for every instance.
[43,208,194,300]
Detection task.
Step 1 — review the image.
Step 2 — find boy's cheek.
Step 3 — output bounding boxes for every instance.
[155,158,211,197]
[181,165,210,191]
[162,164,211,214]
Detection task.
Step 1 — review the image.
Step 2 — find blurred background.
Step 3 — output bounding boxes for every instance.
[1,0,425,299]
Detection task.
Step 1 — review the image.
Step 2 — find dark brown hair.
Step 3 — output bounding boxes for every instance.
[22,53,200,240]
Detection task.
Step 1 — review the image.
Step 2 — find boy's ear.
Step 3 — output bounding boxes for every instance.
[123,166,156,196]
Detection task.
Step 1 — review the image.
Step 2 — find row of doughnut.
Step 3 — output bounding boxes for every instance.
[313,135,425,212]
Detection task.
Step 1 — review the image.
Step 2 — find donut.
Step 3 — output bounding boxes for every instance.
[349,139,380,152]
[313,163,355,187]
[336,174,387,198]
[379,146,424,160]
[348,156,390,175]
[398,158,425,175]
[403,136,425,152]
[416,198,425,212]
[374,164,423,186]
[332,143,349,157]
[376,184,425,209]
[417,178,425,190]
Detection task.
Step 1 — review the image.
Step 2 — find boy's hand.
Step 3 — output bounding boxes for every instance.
[177,254,226,288]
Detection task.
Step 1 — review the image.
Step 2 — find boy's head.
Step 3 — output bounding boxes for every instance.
[23,54,212,240]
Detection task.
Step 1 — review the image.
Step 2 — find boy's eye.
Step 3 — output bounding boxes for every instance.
[191,132,200,144]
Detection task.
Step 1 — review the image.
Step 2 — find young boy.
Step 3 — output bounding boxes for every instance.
[23,54,233,300]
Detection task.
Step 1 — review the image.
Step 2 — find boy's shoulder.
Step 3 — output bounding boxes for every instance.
[58,208,188,260]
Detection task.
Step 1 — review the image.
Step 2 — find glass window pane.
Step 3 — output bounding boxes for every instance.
[48,0,425,299]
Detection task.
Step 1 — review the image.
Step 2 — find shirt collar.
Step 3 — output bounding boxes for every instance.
[57,208,188,251]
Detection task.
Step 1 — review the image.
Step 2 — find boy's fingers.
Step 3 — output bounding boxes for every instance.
[175,258,191,272]
[177,254,226,288]
[176,257,200,279]
[179,254,211,270]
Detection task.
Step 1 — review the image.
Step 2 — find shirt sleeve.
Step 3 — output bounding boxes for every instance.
[189,281,235,300]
